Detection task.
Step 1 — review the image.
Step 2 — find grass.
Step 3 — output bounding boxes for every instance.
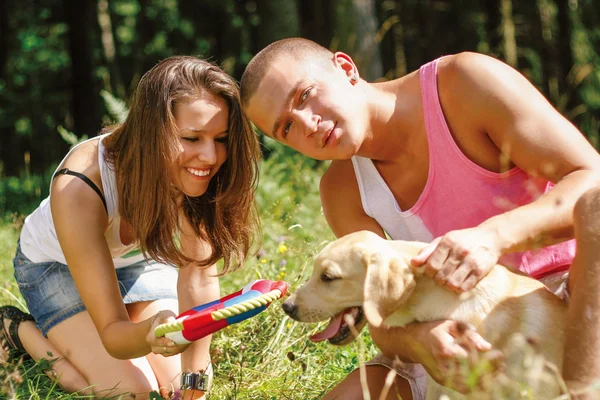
[0,148,381,399]
[1,142,581,400]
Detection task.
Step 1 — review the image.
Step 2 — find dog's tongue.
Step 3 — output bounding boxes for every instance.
[310,311,345,342]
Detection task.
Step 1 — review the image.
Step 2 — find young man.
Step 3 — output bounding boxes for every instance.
[240,38,600,399]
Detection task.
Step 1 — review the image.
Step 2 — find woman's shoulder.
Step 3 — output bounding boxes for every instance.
[53,136,105,203]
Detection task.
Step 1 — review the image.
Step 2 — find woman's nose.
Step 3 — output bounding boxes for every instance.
[195,140,217,165]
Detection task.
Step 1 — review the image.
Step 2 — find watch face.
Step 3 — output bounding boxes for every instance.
[180,363,213,392]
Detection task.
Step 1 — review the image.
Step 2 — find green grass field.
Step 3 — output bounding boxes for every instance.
[3,143,579,400]
[0,150,381,399]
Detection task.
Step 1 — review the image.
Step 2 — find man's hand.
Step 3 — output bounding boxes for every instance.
[411,227,503,292]
[410,320,497,393]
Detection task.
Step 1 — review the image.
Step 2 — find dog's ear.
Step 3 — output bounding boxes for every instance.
[362,254,413,327]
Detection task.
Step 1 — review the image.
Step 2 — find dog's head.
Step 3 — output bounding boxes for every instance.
[282,230,416,345]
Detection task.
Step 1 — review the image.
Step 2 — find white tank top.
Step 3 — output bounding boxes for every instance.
[19,134,145,268]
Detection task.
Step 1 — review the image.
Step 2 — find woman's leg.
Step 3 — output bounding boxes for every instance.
[46,311,159,399]
[127,299,182,394]
[16,319,90,394]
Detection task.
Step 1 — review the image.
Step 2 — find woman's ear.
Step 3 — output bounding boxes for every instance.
[333,52,360,84]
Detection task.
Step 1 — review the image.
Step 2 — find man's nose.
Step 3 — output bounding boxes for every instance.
[295,109,320,137]
[282,299,297,318]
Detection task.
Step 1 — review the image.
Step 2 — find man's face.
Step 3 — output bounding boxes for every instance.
[245,55,367,160]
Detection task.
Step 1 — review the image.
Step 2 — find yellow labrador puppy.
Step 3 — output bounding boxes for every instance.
[282,230,567,398]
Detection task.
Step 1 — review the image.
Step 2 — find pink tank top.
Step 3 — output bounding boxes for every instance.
[351,58,575,279]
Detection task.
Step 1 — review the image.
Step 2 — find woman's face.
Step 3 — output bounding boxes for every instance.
[172,91,229,197]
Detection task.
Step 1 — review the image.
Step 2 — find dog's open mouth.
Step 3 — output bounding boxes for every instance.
[310,307,365,345]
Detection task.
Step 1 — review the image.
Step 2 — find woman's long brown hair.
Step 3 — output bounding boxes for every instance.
[103,56,260,274]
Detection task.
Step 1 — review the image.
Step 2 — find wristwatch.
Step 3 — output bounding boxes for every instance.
[180,363,213,392]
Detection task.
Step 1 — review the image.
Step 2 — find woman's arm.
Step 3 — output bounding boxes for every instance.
[51,171,177,359]
[50,141,178,359]
[178,217,220,372]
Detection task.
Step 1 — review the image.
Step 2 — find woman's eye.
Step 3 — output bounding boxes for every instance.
[216,136,229,144]
[182,137,198,143]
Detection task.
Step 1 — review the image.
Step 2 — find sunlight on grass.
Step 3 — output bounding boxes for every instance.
[0,150,378,399]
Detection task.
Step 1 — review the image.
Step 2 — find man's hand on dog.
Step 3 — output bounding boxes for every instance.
[414,320,500,393]
[411,226,503,293]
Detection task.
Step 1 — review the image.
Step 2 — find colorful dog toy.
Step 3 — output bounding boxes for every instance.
[154,279,288,344]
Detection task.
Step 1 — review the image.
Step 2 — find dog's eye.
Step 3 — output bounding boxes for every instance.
[320,273,337,282]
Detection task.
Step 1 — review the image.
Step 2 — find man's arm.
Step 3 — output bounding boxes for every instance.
[320,159,385,238]
[415,52,600,292]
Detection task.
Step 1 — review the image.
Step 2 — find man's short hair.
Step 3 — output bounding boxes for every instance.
[240,38,334,107]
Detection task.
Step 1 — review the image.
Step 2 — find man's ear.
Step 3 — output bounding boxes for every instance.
[333,52,359,83]
[363,255,413,328]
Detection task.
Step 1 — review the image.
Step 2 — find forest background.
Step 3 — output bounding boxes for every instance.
[0,0,599,399]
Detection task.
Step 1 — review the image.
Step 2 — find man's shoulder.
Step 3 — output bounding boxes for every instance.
[436,52,512,90]
[321,159,355,188]
[320,159,361,201]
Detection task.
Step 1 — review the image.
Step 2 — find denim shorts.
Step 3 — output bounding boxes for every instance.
[13,242,178,336]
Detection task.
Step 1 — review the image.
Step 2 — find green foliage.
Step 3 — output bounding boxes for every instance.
[57,126,88,149]
[0,153,375,399]
[100,90,129,124]
[2,0,600,179]
[0,166,55,219]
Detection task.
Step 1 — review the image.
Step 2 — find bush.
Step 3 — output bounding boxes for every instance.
[0,165,55,219]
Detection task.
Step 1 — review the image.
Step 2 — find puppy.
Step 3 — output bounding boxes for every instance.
[283,230,567,398]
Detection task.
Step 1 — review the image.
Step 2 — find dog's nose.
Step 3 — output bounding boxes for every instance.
[282,300,297,317]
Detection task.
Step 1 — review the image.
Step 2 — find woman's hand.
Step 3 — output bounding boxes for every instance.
[147,310,191,357]
[411,226,503,293]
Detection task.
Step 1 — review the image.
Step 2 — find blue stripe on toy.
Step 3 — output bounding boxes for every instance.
[222,290,260,307]
[192,299,221,312]
[222,290,267,325]
[226,305,266,324]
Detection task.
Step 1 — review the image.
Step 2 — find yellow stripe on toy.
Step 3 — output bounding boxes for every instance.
[211,289,283,320]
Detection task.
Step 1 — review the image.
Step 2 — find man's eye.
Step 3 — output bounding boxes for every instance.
[300,87,312,103]
[283,121,292,137]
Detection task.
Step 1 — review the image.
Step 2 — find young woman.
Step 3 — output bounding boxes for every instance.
[0,56,260,399]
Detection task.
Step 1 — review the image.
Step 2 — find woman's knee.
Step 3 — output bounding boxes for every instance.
[46,313,159,396]
[47,357,91,394]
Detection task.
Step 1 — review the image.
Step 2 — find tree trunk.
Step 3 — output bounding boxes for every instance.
[500,0,518,67]
[255,0,300,50]
[349,0,383,81]
[300,0,333,47]
[378,0,407,78]
[534,0,554,99]
[484,0,502,57]
[97,0,125,99]
[65,0,102,137]
[0,0,8,80]
[128,0,159,94]
[556,0,574,97]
